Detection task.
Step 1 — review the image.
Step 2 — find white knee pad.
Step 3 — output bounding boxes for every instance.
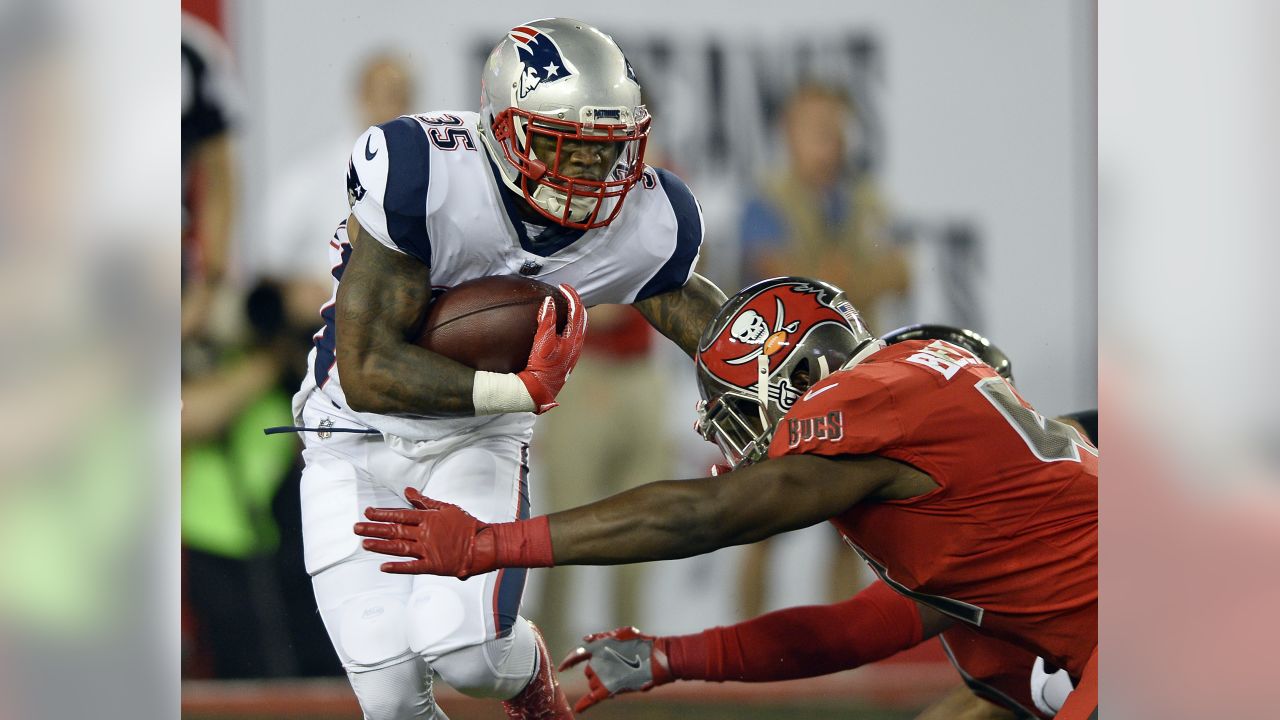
[323,589,415,671]
[431,616,537,700]
[1031,655,1075,717]
[348,657,447,720]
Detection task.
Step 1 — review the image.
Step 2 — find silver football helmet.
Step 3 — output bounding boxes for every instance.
[695,277,880,468]
[478,18,650,229]
[882,323,1014,384]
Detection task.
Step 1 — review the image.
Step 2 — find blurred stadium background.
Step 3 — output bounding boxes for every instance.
[178,0,1094,717]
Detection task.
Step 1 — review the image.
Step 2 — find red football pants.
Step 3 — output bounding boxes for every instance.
[1055,646,1098,720]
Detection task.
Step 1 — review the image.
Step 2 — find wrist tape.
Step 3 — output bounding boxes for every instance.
[472,371,536,415]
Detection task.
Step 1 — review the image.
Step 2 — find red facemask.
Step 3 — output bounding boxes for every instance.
[490,106,650,229]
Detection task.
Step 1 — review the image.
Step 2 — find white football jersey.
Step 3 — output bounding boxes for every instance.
[301,111,704,444]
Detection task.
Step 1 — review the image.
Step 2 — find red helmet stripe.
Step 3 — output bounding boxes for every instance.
[509,27,539,43]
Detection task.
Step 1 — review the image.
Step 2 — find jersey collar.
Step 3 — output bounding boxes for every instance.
[839,338,889,372]
[485,156,588,257]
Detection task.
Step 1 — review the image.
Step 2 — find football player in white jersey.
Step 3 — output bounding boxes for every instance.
[291,17,725,720]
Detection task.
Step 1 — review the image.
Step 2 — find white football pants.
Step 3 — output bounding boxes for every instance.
[297,390,538,719]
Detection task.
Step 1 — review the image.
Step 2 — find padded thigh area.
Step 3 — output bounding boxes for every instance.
[313,557,414,670]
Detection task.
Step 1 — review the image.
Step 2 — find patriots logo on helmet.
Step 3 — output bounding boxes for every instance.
[509,25,573,99]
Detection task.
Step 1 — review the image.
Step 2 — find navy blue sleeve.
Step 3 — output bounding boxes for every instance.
[379,117,433,266]
[635,168,704,301]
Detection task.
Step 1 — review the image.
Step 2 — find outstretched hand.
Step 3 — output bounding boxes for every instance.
[517,284,588,414]
[557,626,673,713]
[354,487,493,578]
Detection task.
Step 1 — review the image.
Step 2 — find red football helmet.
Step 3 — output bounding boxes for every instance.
[695,277,880,468]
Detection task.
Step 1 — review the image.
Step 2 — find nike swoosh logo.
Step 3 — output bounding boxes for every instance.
[603,646,643,670]
[804,384,838,401]
[364,135,378,161]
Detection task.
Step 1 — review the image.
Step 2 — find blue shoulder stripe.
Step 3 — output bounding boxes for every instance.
[636,168,703,301]
[380,117,433,265]
[313,226,353,389]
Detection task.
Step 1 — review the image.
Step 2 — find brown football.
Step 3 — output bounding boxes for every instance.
[415,275,569,373]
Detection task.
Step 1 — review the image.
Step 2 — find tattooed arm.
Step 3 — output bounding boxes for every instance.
[335,216,476,416]
[633,273,727,357]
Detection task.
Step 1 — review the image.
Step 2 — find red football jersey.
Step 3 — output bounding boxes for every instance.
[940,624,1050,719]
[767,339,1097,677]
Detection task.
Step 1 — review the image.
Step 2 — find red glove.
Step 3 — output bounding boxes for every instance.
[517,284,587,414]
[558,627,674,713]
[354,487,554,578]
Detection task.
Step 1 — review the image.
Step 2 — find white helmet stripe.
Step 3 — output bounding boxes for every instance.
[755,354,771,428]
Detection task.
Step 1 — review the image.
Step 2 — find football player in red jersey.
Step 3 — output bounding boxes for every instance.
[543,325,1088,719]
[355,277,1099,719]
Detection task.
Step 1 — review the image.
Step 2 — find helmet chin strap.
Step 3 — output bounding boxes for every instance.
[531,182,598,222]
[756,354,771,428]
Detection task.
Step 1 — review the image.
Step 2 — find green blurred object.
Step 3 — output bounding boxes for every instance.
[182,389,295,558]
[0,416,145,634]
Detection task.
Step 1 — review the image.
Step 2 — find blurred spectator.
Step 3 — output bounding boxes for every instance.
[532,305,673,655]
[259,51,415,327]
[181,282,309,678]
[736,82,911,618]
[181,12,240,341]
[740,82,909,325]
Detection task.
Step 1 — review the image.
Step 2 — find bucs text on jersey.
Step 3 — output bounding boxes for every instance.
[297,111,703,444]
[768,339,1098,679]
